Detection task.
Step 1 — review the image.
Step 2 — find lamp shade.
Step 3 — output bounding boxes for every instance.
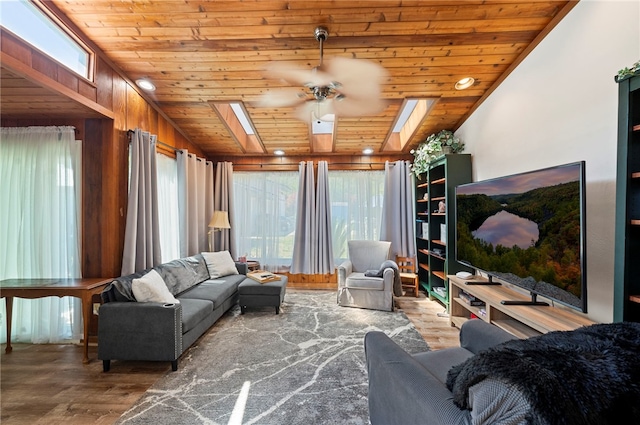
[209,211,231,229]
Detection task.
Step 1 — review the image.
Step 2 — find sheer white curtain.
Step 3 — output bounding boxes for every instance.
[0,126,82,343]
[122,129,162,275]
[381,160,416,258]
[177,150,214,256]
[233,171,298,272]
[156,153,180,262]
[328,170,385,264]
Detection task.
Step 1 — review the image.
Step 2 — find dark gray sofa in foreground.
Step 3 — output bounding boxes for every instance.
[365,320,517,425]
[365,319,640,425]
[98,253,247,372]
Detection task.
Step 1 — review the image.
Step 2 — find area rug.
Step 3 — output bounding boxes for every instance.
[116,290,429,425]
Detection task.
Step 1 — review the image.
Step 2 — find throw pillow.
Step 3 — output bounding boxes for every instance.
[132,269,180,304]
[202,251,239,278]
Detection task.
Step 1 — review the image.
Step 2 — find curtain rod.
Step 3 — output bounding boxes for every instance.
[234,161,399,168]
[127,129,180,153]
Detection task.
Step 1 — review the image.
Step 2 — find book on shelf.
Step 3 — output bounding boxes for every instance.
[247,270,281,283]
[432,286,447,298]
[459,290,486,306]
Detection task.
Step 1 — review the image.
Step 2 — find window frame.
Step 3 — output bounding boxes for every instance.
[1,0,95,81]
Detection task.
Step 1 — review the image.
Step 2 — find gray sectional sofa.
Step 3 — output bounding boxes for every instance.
[98,253,247,372]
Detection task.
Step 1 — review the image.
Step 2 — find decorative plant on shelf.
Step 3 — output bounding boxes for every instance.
[616,60,640,83]
[410,130,464,177]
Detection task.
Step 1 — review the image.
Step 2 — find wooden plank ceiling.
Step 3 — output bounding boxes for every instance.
[6,1,575,158]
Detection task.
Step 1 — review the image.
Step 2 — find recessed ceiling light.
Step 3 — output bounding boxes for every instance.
[274,149,285,156]
[455,77,475,90]
[136,79,156,91]
[362,148,374,155]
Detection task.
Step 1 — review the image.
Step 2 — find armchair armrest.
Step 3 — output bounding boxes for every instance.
[337,260,353,287]
[364,331,470,425]
[98,302,182,367]
[382,267,395,291]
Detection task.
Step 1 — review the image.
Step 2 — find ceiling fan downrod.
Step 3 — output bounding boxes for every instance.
[314,26,328,67]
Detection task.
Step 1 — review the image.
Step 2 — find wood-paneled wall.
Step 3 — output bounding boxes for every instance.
[1,30,203,279]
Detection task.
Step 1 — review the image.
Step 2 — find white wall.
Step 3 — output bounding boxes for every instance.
[456,0,640,323]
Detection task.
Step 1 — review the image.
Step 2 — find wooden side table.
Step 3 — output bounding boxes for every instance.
[0,277,112,364]
[246,261,261,272]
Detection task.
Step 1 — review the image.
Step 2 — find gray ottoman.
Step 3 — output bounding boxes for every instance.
[238,275,288,314]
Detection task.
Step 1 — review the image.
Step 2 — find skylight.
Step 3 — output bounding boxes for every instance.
[311,114,335,134]
[230,103,255,135]
[209,101,265,154]
[392,99,419,132]
[0,0,91,79]
[382,98,436,152]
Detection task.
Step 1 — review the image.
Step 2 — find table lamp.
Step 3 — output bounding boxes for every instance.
[208,210,231,251]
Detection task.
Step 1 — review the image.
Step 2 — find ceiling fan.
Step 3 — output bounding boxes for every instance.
[258,26,388,122]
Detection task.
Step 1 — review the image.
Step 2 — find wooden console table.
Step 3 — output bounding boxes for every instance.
[448,275,594,338]
[0,277,112,364]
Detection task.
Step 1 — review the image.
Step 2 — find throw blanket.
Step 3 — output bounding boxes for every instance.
[446,322,640,425]
[364,260,403,297]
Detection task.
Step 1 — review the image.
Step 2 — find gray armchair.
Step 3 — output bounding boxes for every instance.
[337,240,394,311]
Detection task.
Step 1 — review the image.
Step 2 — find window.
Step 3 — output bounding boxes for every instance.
[233,172,298,272]
[0,0,92,79]
[329,170,385,263]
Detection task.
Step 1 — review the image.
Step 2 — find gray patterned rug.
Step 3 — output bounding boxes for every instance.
[116,290,429,425]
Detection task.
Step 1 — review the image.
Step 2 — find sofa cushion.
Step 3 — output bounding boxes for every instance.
[178,277,242,309]
[132,269,180,304]
[413,347,474,385]
[179,298,214,333]
[202,251,239,278]
[156,254,210,295]
[345,273,384,290]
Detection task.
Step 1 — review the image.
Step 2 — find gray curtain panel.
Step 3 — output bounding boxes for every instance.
[381,160,416,258]
[291,161,334,274]
[177,150,215,256]
[121,129,162,275]
[291,161,316,274]
[214,161,236,258]
[315,161,334,273]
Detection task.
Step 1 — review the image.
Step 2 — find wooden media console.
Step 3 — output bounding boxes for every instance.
[448,275,594,338]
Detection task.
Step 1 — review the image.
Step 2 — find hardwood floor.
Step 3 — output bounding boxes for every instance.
[0,289,459,424]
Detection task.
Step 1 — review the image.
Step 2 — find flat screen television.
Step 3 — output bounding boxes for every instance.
[455,161,587,313]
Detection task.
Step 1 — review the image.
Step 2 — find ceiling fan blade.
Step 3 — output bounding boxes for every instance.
[294,99,335,122]
[256,88,307,108]
[326,57,388,99]
[265,61,333,88]
[332,96,388,117]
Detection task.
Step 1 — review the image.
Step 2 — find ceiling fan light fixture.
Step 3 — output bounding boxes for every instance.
[455,77,475,90]
[260,26,388,124]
